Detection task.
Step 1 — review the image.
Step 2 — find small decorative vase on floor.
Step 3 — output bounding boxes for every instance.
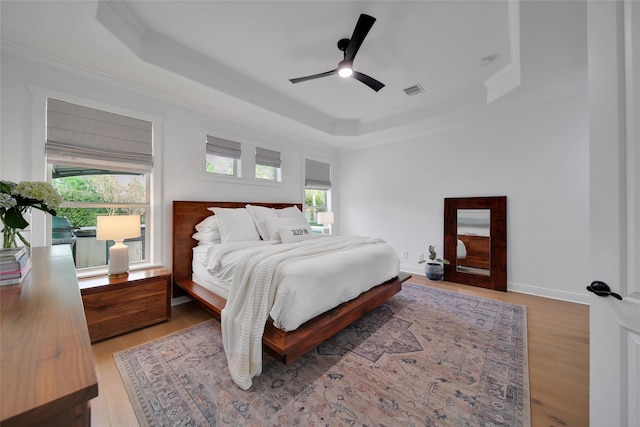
[425,262,444,281]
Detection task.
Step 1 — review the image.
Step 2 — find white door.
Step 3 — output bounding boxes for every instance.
[588,2,640,426]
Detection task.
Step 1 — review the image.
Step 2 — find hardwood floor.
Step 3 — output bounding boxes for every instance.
[90,276,589,427]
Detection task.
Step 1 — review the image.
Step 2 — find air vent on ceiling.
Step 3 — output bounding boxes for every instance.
[479,54,499,67]
[403,84,424,97]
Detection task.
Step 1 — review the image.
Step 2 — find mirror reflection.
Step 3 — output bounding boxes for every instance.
[456,209,491,276]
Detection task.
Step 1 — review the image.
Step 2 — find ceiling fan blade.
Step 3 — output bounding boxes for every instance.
[352,71,385,92]
[289,70,336,84]
[344,14,376,63]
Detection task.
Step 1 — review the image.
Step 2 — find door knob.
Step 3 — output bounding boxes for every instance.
[586,281,622,300]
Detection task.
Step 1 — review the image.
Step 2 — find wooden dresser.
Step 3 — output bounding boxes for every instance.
[1,246,98,427]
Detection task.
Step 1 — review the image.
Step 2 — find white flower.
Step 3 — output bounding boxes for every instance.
[13,181,63,210]
[0,193,16,209]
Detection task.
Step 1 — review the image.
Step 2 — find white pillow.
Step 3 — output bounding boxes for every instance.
[208,207,261,243]
[191,231,220,242]
[194,215,219,233]
[277,205,308,225]
[245,204,279,240]
[192,237,222,247]
[263,217,298,241]
[192,230,222,243]
[279,224,315,243]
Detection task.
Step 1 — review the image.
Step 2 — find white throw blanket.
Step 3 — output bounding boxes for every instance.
[221,235,385,390]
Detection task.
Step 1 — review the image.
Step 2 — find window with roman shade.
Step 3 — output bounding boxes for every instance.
[205,135,241,176]
[305,159,331,189]
[304,158,332,228]
[255,147,282,181]
[45,98,154,271]
[46,98,153,173]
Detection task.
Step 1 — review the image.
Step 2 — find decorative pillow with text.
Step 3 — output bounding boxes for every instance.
[278,224,315,243]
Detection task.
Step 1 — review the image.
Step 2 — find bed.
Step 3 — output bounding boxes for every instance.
[172,201,410,383]
[457,234,490,269]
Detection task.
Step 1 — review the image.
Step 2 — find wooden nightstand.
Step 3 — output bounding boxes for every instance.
[79,267,172,343]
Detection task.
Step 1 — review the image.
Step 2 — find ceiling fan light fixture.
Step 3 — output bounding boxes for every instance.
[289,14,384,91]
[338,67,353,78]
[338,62,353,78]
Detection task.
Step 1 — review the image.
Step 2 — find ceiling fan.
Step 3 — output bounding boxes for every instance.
[289,13,385,92]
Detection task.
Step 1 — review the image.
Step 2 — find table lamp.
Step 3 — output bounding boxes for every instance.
[96,215,141,278]
[317,211,334,235]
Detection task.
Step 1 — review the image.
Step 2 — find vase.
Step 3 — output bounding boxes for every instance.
[425,262,444,281]
[2,226,30,249]
[1,210,31,249]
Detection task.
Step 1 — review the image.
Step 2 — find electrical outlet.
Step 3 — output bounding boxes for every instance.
[418,253,424,263]
[402,251,409,259]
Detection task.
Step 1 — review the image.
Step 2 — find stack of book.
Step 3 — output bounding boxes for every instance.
[1,247,32,286]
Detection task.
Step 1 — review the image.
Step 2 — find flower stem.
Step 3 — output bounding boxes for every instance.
[1,216,29,249]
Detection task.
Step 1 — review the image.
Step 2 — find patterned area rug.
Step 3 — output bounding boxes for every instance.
[115,283,530,426]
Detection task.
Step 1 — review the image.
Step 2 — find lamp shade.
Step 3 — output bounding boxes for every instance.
[96,215,141,278]
[317,211,334,225]
[96,215,141,241]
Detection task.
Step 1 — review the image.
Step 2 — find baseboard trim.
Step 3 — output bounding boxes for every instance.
[508,282,589,305]
[400,266,590,305]
[171,295,191,306]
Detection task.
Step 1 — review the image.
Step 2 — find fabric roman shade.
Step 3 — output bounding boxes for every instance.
[206,135,241,159]
[305,159,331,189]
[46,99,153,172]
[255,147,281,168]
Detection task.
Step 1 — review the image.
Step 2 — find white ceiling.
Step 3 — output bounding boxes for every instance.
[0,0,520,147]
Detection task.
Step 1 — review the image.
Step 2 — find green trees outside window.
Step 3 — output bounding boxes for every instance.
[52,174,146,228]
[304,189,328,226]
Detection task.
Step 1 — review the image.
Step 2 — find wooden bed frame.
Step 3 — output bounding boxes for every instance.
[172,200,411,364]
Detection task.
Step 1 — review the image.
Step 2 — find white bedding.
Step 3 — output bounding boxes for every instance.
[457,239,468,259]
[192,245,231,298]
[192,235,400,389]
[224,235,400,389]
[192,235,400,332]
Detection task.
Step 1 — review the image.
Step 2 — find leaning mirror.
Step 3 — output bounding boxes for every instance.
[443,197,507,291]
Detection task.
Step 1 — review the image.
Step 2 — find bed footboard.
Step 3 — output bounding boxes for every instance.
[174,273,411,364]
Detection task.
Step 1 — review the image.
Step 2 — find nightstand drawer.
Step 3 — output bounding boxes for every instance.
[79,268,171,342]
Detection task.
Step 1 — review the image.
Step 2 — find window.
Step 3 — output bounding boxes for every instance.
[45,98,153,271]
[304,159,331,228]
[255,147,281,181]
[305,188,330,226]
[50,166,149,269]
[206,135,241,177]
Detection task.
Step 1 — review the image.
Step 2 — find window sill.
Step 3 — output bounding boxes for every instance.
[200,171,283,187]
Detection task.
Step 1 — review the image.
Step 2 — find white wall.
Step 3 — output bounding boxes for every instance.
[0,52,338,268]
[339,100,589,302]
[338,0,590,303]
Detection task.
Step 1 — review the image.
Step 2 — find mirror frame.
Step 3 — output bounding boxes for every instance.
[443,196,507,291]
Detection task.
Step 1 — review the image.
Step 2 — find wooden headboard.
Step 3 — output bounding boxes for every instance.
[172,201,302,287]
